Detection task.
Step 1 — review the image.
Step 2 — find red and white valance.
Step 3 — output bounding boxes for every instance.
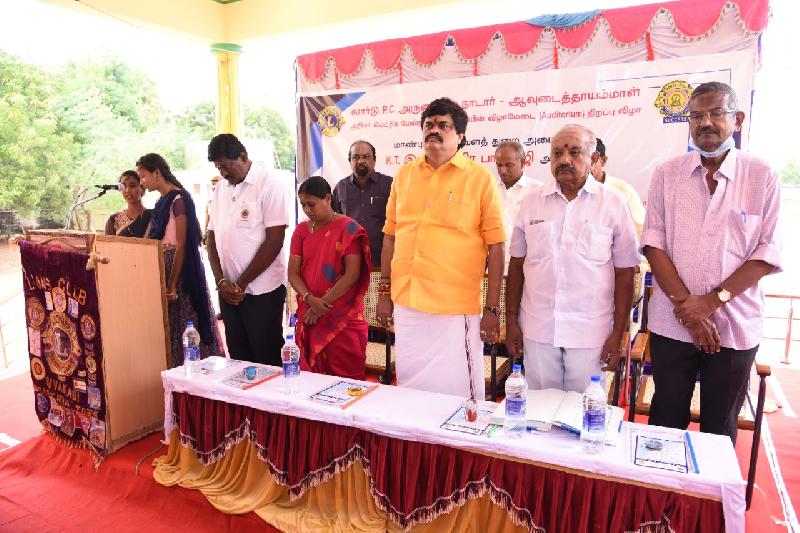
[296,0,768,92]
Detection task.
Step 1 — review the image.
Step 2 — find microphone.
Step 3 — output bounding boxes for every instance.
[94,184,121,191]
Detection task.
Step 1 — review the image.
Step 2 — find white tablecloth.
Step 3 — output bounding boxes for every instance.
[161,358,745,532]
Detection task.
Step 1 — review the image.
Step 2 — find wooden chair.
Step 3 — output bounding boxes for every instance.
[481,276,511,401]
[629,328,770,510]
[361,273,512,397]
[286,271,395,384]
[604,265,646,406]
[363,270,394,384]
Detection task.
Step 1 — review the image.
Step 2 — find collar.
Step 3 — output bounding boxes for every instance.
[222,161,258,189]
[497,174,533,191]
[690,147,738,182]
[543,173,599,198]
[417,149,469,170]
[349,171,377,186]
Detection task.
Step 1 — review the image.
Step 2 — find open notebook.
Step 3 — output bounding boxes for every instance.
[490,389,624,445]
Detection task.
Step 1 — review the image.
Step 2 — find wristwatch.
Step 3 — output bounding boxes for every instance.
[714,286,731,304]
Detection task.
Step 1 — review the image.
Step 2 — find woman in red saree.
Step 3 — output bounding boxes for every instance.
[288,176,371,379]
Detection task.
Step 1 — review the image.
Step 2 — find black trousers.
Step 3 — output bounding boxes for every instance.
[219,285,286,367]
[648,332,757,444]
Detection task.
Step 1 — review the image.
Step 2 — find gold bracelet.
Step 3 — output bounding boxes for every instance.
[302,291,311,302]
[216,277,226,288]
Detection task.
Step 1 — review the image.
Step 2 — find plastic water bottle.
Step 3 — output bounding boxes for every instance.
[281,334,301,394]
[581,375,607,454]
[182,321,200,377]
[503,364,527,438]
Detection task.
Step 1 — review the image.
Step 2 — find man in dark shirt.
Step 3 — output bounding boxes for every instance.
[332,140,393,267]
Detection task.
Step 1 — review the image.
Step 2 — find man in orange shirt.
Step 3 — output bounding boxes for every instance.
[376,97,505,399]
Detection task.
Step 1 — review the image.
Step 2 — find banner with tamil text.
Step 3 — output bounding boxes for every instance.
[297,50,755,198]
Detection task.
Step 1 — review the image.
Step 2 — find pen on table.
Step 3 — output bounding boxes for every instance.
[685,431,700,474]
[487,425,499,438]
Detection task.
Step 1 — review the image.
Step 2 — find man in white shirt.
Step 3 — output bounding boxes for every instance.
[591,137,646,236]
[206,134,292,366]
[494,141,543,274]
[504,125,640,392]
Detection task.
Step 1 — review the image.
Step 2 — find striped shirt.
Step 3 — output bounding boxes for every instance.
[641,148,782,350]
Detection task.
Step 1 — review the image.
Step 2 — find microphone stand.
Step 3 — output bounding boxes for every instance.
[63,187,107,230]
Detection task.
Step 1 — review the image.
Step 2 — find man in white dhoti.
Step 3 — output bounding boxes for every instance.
[376,97,505,398]
[505,124,640,393]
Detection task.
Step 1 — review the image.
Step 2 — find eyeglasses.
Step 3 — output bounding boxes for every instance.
[687,108,736,122]
[350,154,373,161]
[422,120,455,132]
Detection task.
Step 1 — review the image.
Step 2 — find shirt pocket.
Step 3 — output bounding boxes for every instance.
[370,196,387,218]
[727,210,761,260]
[578,224,613,263]
[433,193,478,230]
[524,220,555,262]
[235,201,258,229]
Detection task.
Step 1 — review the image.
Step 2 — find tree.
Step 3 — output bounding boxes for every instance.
[780,159,800,185]
[175,101,216,141]
[244,105,295,171]
[0,51,76,222]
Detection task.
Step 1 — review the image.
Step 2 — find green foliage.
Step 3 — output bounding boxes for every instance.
[244,105,295,171]
[780,159,800,185]
[175,101,216,141]
[0,50,297,230]
[175,101,296,171]
[0,51,76,221]
[0,50,192,227]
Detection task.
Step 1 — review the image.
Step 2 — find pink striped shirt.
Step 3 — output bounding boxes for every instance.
[641,148,782,350]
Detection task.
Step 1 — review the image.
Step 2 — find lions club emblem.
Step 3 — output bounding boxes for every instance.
[654,80,693,124]
[43,312,81,377]
[317,106,345,137]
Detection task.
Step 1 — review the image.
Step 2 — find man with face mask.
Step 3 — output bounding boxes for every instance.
[332,141,393,267]
[642,81,782,444]
[504,124,640,392]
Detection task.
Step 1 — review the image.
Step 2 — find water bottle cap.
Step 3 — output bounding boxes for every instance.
[288,313,298,327]
[286,334,294,340]
[186,321,194,327]
[590,375,600,382]
[512,364,521,373]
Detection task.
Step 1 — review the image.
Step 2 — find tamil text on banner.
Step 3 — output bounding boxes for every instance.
[20,240,107,459]
[297,50,755,198]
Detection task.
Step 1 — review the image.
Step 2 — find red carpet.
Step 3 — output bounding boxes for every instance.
[0,432,278,532]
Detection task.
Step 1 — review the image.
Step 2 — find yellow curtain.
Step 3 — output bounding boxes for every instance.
[153,433,528,532]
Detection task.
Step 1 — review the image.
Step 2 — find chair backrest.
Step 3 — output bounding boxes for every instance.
[480,275,507,326]
[363,269,383,328]
[286,270,381,328]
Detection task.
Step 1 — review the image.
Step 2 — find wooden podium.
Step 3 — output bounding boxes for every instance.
[24,230,169,453]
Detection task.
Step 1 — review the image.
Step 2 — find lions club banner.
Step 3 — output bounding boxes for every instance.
[297,50,755,198]
[20,241,107,459]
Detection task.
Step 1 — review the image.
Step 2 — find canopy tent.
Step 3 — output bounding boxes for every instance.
[294,0,769,191]
[297,0,768,91]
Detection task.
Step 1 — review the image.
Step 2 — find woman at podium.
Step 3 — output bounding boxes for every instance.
[288,176,371,380]
[104,170,152,237]
[136,153,223,367]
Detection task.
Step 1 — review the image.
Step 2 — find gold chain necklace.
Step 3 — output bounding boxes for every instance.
[310,213,336,233]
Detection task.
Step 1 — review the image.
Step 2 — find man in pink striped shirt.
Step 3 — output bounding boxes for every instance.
[641,81,782,443]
